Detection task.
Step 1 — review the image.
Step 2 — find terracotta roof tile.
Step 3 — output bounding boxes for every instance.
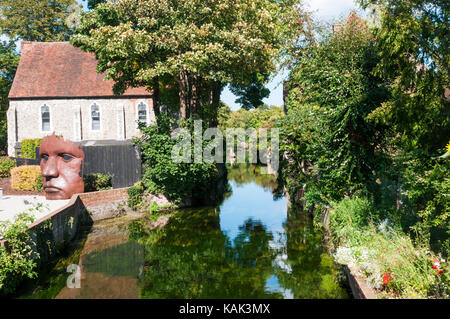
[9,42,151,99]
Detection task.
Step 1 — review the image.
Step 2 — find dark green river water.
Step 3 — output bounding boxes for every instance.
[20,165,349,299]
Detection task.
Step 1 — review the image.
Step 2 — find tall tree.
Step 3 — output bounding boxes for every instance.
[359,0,450,153]
[71,0,306,123]
[0,0,79,41]
[0,41,20,153]
[281,14,390,204]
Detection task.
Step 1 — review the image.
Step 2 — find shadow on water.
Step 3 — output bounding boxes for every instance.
[19,164,349,299]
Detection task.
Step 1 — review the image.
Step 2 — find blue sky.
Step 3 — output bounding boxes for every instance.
[77,0,366,110]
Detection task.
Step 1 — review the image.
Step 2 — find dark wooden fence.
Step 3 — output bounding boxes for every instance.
[81,142,142,189]
[15,140,142,189]
[10,157,40,166]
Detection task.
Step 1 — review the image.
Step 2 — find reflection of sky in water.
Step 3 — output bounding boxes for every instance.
[266,275,294,299]
[219,179,292,297]
[219,180,287,244]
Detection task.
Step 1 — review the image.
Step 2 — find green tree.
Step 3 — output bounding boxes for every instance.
[359,0,450,153]
[279,15,389,205]
[133,114,220,205]
[356,0,450,252]
[0,41,20,153]
[86,0,107,10]
[219,105,283,131]
[0,0,79,42]
[230,73,270,110]
[71,0,305,123]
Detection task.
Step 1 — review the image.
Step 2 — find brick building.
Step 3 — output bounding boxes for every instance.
[7,41,155,157]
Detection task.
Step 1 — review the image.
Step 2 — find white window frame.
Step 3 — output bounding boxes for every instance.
[136,100,149,127]
[90,102,102,132]
[40,104,52,133]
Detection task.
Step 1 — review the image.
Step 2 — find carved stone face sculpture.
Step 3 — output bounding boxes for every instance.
[39,134,85,200]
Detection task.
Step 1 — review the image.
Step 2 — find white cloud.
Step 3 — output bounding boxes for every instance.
[303,0,366,22]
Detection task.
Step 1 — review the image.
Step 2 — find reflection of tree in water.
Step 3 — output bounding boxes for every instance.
[82,241,144,278]
[233,219,273,267]
[271,208,349,299]
[227,164,278,192]
[133,209,282,299]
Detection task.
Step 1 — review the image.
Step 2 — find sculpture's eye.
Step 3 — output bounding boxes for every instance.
[60,153,74,162]
[40,154,49,162]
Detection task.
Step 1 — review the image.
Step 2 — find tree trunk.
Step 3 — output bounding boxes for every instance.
[190,74,199,117]
[152,77,160,117]
[210,82,222,127]
[179,70,188,120]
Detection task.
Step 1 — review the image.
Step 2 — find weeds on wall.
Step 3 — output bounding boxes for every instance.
[0,212,38,296]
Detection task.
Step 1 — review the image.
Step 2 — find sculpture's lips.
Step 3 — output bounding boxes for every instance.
[43,186,62,193]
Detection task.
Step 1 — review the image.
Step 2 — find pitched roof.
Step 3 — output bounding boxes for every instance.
[333,12,367,34]
[9,41,151,99]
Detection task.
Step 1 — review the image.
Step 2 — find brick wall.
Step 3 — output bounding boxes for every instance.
[79,187,129,207]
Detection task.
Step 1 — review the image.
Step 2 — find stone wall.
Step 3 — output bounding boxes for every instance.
[7,97,155,157]
[322,209,379,299]
[26,195,92,264]
[0,188,132,262]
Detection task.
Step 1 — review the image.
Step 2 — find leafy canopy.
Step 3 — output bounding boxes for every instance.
[0,0,79,41]
[71,0,306,118]
[279,15,390,204]
[358,0,450,153]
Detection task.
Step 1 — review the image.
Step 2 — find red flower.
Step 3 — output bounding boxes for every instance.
[383,273,391,285]
[432,258,441,269]
[437,269,443,275]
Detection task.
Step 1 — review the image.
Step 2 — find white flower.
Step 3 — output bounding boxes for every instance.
[378,218,393,237]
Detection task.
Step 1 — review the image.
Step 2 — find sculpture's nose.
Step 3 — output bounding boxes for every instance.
[42,156,59,179]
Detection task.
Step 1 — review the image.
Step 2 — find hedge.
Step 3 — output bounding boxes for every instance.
[10,165,42,191]
[20,139,42,159]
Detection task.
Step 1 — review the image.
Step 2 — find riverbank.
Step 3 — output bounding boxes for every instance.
[322,197,449,299]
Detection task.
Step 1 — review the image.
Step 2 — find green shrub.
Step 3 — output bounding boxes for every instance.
[10,165,42,191]
[398,158,450,257]
[83,173,112,192]
[0,157,16,178]
[20,138,42,159]
[0,212,38,296]
[127,182,145,211]
[329,197,374,246]
[134,114,220,204]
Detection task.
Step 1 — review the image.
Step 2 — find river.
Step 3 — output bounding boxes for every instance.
[19,164,349,299]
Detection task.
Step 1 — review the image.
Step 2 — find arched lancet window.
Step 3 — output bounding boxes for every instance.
[91,103,100,131]
[41,105,50,131]
[137,102,147,125]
